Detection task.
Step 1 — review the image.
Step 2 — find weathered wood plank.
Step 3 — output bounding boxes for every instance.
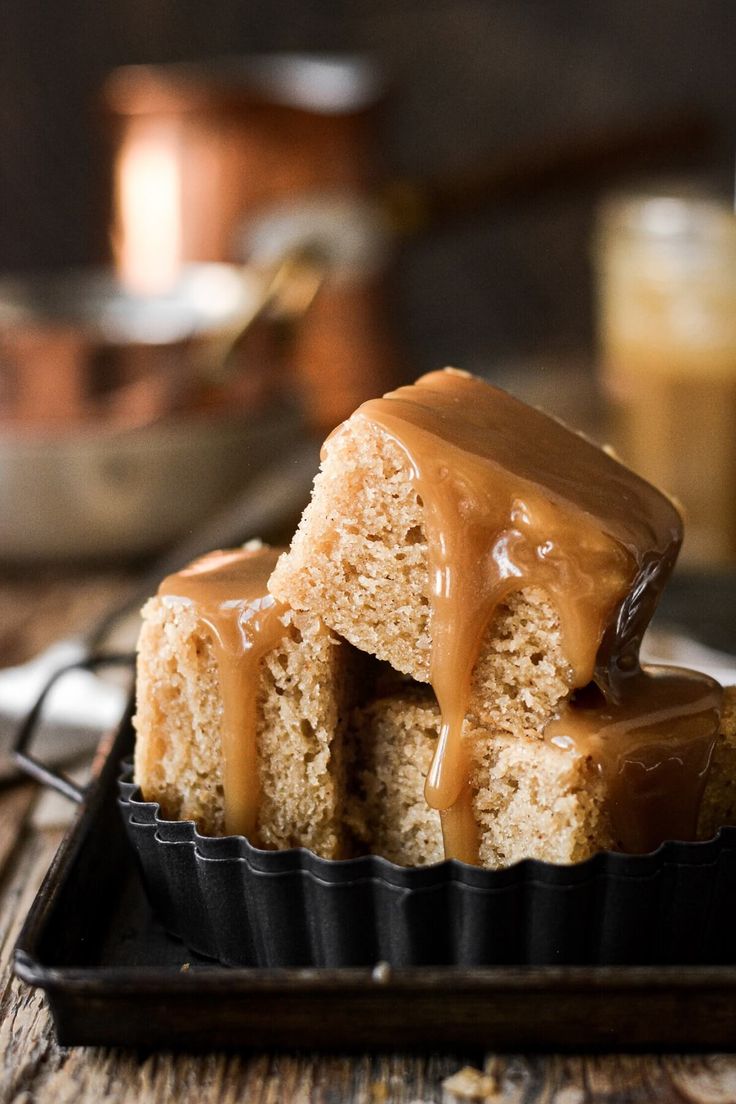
[663,1054,736,1103]
[0,785,36,880]
[0,826,67,1103]
[0,573,127,667]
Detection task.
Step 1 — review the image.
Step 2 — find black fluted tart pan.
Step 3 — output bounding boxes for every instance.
[119,760,736,969]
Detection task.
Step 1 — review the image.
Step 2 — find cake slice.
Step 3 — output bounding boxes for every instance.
[268,412,575,746]
[269,369,677,743]
[133,543,363,858]
[696,686,736,841]
[347,690,614,867]
[348,687,736,868]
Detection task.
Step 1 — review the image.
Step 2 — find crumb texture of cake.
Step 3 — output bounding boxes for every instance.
[469,715,615,868]
[134,596,358,858]
[346,691,445,867]
[698,685,736,840]
[348,690,617,868]
[270,416,574,741]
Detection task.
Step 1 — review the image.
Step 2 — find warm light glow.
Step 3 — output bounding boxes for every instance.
[115,121,182,295]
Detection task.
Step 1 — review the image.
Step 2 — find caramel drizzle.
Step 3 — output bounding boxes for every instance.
[359,369,721,862]
[159,546,289,841]
[546,666,722,853]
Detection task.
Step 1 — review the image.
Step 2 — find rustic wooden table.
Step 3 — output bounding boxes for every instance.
[2,570,736,1103]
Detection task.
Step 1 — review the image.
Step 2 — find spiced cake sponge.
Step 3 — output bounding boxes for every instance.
[269,412,574,743]
[134,565,362,858]
[348,686,736,868]
[346,690,615,868]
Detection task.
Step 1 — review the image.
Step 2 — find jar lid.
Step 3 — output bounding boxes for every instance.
[599,188,736,245]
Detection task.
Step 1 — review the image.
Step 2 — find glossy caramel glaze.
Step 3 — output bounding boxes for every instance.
[546,666,722,853]
[358,368,721,862]
[159,546,289,841]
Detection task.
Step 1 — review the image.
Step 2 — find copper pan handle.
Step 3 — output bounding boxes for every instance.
[200,245,328,389]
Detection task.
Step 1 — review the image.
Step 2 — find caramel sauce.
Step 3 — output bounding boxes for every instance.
[158,546,289,841]
[358,368,721,862]
[546,667,721,853]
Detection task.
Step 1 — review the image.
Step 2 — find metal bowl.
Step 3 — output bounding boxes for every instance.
[0,263,299,561]
[1,403,301,561]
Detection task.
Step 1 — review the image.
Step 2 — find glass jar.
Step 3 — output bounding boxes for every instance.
[597,190,736,565]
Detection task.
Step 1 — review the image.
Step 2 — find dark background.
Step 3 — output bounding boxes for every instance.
[2,0,736,371]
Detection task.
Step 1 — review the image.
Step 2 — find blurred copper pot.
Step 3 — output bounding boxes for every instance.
[103,54,401,426]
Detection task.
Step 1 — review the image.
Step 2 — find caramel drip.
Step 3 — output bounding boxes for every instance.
[358,368,718,862]
[546,667,722,852]
[159,546,289,841]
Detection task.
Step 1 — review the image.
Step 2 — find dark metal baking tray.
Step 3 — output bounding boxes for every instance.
[13,709,736,1051]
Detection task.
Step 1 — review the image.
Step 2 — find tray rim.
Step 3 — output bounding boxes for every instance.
[16,956,736,995]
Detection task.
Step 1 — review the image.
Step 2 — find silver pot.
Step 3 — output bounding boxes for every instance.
[2,404,300,561]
